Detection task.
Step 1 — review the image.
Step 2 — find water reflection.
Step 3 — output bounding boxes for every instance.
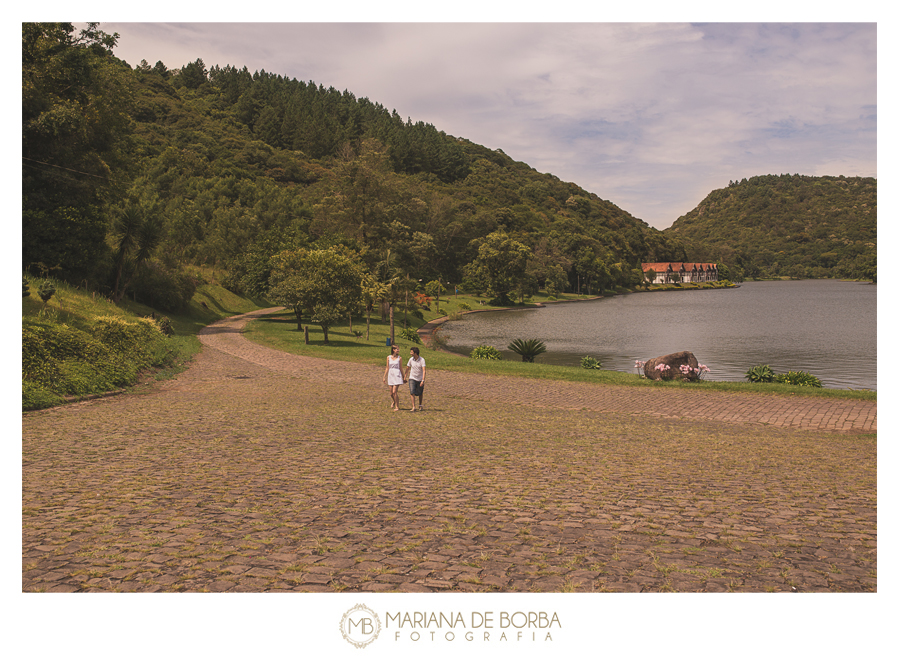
[441,280,876,390]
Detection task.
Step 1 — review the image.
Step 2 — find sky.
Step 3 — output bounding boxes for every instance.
[87,18,878,230]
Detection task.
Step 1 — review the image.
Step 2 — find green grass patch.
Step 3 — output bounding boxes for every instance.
[243,306,874,401]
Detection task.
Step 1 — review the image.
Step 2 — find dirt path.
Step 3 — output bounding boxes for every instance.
[22,309,877,592]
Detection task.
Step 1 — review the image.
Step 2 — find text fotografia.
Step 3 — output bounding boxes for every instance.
[387,611,560,642]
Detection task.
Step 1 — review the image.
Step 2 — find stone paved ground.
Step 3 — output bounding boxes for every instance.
[22,309,877,593]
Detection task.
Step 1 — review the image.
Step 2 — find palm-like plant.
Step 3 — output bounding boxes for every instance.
[508,338,547,363]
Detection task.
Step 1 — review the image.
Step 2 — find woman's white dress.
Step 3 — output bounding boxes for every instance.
[387,355,404,385]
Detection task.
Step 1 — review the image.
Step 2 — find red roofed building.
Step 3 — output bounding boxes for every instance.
[642,262,718,284]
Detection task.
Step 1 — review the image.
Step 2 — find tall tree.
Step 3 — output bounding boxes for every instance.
[462,230,532,302]
[22,22,134,282]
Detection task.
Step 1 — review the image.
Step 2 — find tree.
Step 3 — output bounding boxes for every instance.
[268,247,363,344]
[360,272,388,341]
[110,201,163,302]
[22,22,133,282]
[424,280,446,314]
[374,248,403,344]
[462,230,532,302]
[177,58,208,89]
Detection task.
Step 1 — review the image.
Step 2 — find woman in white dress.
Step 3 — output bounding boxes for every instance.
[382,344,405,411]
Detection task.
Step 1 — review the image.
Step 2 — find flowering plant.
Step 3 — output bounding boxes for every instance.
[654,363,673,380]
[635,360,710,381]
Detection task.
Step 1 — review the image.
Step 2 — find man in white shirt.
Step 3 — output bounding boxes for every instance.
[404,347,426,412]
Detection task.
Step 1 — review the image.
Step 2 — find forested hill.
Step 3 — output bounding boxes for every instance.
[664,174,876,281]
[23,23,689,309]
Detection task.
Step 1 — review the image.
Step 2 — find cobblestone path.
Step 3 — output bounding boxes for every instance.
[22,309,877,593]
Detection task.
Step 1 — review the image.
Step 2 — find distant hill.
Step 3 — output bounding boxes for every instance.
[664,174,876,281]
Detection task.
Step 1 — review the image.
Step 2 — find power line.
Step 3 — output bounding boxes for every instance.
[22,156,109,181]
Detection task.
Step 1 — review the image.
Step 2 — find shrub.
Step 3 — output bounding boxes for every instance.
[745,364,775,383]
[22,379,62,410]
[774,371,823,387]
[91,316,166,362]
[155,316,175,336]
[38,280,56,304]
[508,338,547,363]
[580,356,602,370]
[458,302,471,311]
[23,277,30,298]
[130,259,198,312]
[470,345,502,360]
[399,326,422,344]
[22,315,173,410]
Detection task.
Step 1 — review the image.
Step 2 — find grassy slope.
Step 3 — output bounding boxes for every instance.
[22,274,267,409]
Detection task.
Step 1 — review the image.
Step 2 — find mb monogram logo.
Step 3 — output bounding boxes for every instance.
[340,604,382,648]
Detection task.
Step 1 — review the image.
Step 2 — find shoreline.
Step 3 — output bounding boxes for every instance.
[417,282,737,354]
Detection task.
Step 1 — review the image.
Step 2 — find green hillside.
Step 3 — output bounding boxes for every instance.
[23,23,691,305]
[665,174,876,281]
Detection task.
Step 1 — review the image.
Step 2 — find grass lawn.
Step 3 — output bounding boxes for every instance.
[243,294,875,402]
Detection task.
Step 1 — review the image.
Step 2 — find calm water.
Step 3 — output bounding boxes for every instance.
[441,280,877,390]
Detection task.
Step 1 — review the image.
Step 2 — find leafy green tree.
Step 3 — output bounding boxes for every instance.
[268,247,363,343]
[424,280,446,314]
[463,230,532,302]
[22,22,133,282]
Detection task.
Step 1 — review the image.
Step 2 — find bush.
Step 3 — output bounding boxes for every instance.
[130,259,198,312]
[22,315,171,409]
[399,326,422,344]
[774,371,823,387]
[580,356,602,370]
[155,316,175,336]
[745,364,775,383]
[470,345,502,360]
[508,338,547,363]
[22,379,62,410]
[745,365,822,387]
[458,302,471,311]
[38,280,56,304]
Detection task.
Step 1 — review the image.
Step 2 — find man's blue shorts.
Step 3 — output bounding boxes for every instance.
[409,380,424,396]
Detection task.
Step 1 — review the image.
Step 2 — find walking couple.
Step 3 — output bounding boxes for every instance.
[383,344,426,412]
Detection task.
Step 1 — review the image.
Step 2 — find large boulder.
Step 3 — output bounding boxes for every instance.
[643,351,700,381]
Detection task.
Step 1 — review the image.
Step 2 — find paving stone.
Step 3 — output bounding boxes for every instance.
[20,308,877,594]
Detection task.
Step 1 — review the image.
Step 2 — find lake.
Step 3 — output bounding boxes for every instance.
[440,280,877,390]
